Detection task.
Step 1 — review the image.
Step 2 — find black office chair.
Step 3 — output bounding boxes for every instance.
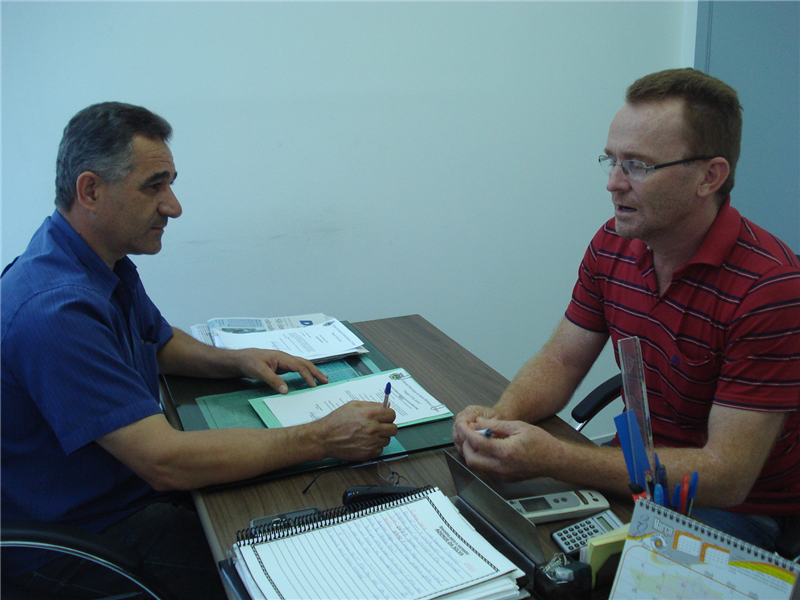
[570,373,800,562]
[1,520,174,600]
[570,373,623,433]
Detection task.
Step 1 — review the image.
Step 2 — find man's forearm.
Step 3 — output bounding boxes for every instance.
[157,328,242,378]
[495,317,609,423]
[494,354,578,422]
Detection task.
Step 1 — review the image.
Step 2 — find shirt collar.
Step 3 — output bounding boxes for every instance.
[686,196,739,268]
[50,210,139,297]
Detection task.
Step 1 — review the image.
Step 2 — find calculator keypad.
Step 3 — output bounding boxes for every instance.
[553,520,602,553]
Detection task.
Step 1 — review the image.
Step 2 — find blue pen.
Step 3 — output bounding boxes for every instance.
[654,483,665,508]
[657,463,668,491]
[383,382,391,408]
[672,484,682,513]
[686,471,699,517]
[475,429,493,438]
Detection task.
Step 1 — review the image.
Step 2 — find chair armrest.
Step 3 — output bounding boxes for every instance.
[1,519,143,574]
[571,373,622,426]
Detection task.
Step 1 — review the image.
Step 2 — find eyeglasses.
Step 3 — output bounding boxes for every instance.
[301,459,410,494]
[598,155,714,180]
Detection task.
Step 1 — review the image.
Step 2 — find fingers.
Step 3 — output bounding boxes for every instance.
[270,352,329,387]
[453,405,496,452]
[291,360,329,389]
[235,349,329,393]
[320,402,398,461]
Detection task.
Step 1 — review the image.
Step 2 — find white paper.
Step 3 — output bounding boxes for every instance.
[209,313,330,334]
[213,318,364,361]
[190,313,330,345]
[258,369,453,428]
[234,488,523,600]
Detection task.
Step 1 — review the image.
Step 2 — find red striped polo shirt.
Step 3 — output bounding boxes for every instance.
[566,198,800,514]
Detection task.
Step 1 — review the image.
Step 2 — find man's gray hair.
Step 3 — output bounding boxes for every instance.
[55,102,172,211]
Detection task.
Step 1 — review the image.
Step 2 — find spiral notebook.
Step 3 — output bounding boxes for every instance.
[610,499,800,599]
[231,486,527,600]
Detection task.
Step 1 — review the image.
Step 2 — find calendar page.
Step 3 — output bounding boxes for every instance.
[610,500,799,600]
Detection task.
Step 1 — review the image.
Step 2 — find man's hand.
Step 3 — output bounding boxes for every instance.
[315,401,398,462]
[458,418,560,481]
[230,348,328,394]
[158,329,328,393]
[452,405,501,454]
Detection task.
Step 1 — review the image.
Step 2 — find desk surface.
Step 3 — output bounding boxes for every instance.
[160,314,633,596]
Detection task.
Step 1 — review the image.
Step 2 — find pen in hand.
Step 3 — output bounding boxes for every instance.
[383,382,391,408]
[475,428,493,438]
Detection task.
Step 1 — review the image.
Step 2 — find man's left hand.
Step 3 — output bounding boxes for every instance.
[458,418,557,481]
[231,348,328,394]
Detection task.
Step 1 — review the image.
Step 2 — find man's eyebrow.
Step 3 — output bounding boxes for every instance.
[142,171,177,187]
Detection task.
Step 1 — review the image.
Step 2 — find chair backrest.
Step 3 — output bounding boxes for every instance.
[571,373,622,432]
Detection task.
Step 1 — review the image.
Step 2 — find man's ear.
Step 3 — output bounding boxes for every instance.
[697,157,730,200]
[74,171,103,213]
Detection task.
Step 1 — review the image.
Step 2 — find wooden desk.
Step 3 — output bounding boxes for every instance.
[160,314,632,597]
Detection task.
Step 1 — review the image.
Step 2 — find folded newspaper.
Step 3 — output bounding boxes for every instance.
[189,314,367,362]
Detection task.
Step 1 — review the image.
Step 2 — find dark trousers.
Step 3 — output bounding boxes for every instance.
[8,496,226,600]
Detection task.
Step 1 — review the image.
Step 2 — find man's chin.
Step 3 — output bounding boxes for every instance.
[613,219,638,240]
[130,241,164,257]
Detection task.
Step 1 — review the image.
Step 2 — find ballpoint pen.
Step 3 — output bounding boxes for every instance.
[645,470,654,498]
[630,483,647,503]
[654,483,665,508]
[475,429,493,438]
[679,473,689,515]
[672,484,682,513]
[383,382,391,408]
[686,471,699,517]
[656,463,668,492]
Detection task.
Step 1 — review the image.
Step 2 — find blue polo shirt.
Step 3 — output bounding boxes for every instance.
[1,211,174,575]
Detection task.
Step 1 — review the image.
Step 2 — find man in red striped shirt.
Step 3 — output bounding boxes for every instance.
[453,68,800,551]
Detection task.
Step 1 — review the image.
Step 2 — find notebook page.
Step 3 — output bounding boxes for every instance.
[234,489,521,600]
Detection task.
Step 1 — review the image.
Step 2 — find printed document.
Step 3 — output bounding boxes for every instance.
[214,318,365,362]
[190,313,330,345]
[249,369,453,428]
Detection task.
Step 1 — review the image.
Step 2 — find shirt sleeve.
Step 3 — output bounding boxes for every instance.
[6,284,166,454]
[565,229,610,334]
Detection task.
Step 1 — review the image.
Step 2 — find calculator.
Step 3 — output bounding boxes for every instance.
[551,509,624,555]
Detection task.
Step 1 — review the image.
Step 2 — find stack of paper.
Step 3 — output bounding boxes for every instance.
[190,314,366,363]
[190,313,330,345]
[233,487,529,600]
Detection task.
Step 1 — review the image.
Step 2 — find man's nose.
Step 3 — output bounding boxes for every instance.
[160,188,182,218]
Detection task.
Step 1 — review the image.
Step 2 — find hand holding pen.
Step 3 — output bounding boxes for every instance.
[382,382,391,408]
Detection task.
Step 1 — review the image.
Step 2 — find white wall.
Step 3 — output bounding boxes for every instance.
[1,2,692,441]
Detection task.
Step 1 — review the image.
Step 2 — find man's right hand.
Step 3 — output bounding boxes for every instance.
[452,405,501,454]
[316,401,398,461]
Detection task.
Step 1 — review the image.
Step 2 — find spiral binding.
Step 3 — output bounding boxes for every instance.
[639,499,798,571]
[236,485,434,546]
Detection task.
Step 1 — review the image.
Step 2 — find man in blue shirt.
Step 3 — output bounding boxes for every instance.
[1,102,398,599]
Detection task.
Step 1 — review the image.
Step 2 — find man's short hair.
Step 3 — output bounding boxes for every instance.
[626,68,742,199]
[55,102,173,212]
